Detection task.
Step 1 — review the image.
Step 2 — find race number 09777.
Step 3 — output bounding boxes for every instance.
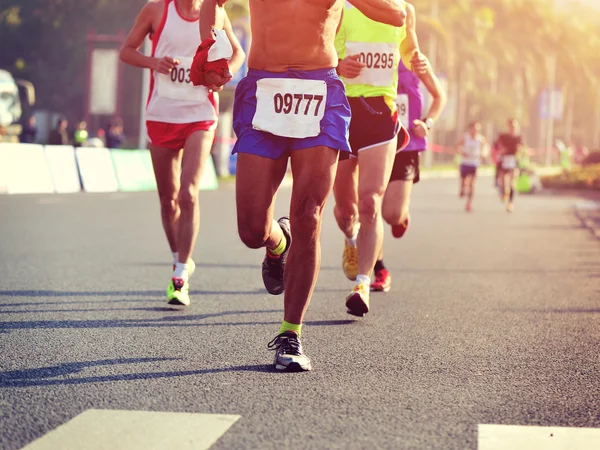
[273,93,324,116]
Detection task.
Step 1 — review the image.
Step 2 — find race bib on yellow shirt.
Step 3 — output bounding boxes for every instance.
[252,78,327,138]
[345,42,399,87]
[157,56,208,102]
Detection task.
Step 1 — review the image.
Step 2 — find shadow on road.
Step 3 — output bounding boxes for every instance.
[0,288,267,303]
[0,357,178,383]
[0,361,274,389]
[136,261,342,272]
[0,308,287,332]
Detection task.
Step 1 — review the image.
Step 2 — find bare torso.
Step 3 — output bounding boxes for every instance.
[248,0,343,71]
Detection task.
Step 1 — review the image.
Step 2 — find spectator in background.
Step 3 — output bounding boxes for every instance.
[19,115,37,143]
[48,118,69,145]
[573,143,589,166]
[106,117,125,149]
[73,121,89,147]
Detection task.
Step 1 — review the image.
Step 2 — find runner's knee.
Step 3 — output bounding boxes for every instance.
[159,195,179,218]
[177,186,198,211]
[382,205,408,226]
[334,201,358,224]
[238,219,271,249]
[358,192,384,224]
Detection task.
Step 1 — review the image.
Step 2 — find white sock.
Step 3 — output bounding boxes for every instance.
[173,262,189,281]
[345,232,358,248]
[355,274,370,287]
[172,252,179,266]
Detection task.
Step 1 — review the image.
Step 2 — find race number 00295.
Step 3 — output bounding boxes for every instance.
[273,93,324,117]
[357,52,394,69]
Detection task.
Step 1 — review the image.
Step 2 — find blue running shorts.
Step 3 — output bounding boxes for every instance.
[232,68,351,159]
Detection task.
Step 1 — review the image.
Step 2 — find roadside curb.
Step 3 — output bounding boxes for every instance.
[573,200,600,240]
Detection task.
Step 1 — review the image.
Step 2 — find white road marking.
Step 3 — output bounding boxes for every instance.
[21,409,240,450]
[478,424,600,450]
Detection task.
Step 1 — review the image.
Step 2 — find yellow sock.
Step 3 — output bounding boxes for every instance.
[279,320,302,338]
[269,233,287,256]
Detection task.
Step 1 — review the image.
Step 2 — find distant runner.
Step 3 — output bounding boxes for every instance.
[496,118,524,213]
[456,121,488,212]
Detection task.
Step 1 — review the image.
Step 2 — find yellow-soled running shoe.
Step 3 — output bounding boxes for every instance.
[167,278,190,307]
[345,282,370,317]
[342,240,358,281]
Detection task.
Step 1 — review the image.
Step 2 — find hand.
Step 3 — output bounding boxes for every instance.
[412,119,428,138]
[154,56,179,75]
[337,54,365,79]
[410,50,428,76]
[205,69,232,87]
[208,84,224,93]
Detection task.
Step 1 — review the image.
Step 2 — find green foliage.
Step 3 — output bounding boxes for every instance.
[541,162,600,190]
[0,0,145,118]
[1,0,599,147]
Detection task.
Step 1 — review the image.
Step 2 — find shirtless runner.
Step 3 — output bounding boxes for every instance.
[195,0,407,371]
[120,0,244,306]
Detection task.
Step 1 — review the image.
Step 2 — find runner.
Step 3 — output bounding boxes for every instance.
[194,0,407,371]
[120,0,244,306]
[496,118,524,212]
[370,28,446,293]
[333,2,424,314]
[456,121,488,212]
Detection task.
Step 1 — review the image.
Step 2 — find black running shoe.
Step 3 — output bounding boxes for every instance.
[267,331,312,372]
[261,217,291,295]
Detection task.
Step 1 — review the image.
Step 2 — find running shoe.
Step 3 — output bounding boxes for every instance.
[466,203,473,212]
[506,203,514,213]
[167,277,190,306]
[342,240,358,281]
[268,331,312,372]
[391,215,410,239]
[370,268,391,292]
[346,281,370,317]
[262,217,291,295]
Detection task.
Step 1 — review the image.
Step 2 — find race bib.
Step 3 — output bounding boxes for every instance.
[395,94,409,129]
[345,42,398,87]
[502,155,517,169]
[252,78,327,138]
[157,56,208,102]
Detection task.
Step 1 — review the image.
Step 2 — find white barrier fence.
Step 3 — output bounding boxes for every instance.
[0,143,218,195]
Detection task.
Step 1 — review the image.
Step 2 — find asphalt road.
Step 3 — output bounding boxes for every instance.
[1,177,599,449]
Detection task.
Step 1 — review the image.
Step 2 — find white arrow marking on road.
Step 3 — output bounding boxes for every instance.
[20,409,240,450]
[478,424,600,450]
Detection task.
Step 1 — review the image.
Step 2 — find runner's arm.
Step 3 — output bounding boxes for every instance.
[351,0,406,27]
[222,12,245,74]
[399,4,419,68]
[419,67,446,123]
[199,0,227,41]
[120,2,174,73]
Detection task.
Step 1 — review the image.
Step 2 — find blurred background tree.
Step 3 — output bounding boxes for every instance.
[1,0,598,153]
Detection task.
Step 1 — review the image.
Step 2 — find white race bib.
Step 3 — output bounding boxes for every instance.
[344,42,398,87]
[252,78,327,138]
[395,94,409,129]
[157,57,208,102]
[502,155,517,169]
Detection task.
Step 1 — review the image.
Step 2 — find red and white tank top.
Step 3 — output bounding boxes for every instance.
[146,0,217,124]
